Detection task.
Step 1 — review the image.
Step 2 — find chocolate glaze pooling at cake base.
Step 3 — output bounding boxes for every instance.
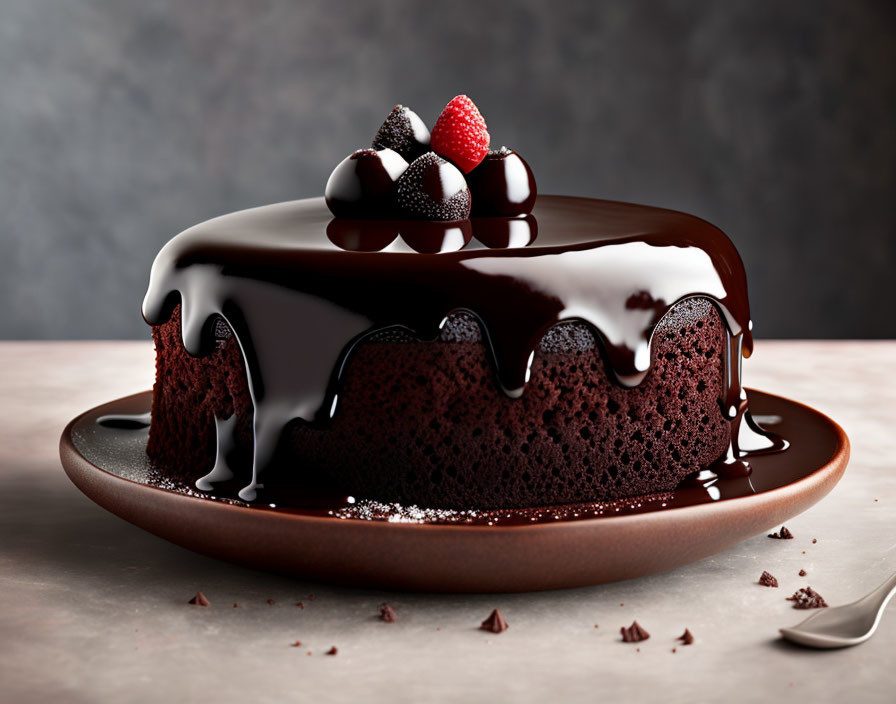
[80,389,826,524]
[142,195,762,502]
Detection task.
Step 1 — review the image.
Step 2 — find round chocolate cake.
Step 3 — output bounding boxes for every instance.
[144,195,758,509]
[141,95,775,510]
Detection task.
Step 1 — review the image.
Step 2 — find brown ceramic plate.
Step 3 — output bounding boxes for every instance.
[60,389,848,593]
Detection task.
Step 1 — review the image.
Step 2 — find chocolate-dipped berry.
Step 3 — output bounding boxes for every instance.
[395,152,471,221]
[430,95,490,174]
[467,147,537,216]
[325,148,408,217]
[372,105,431,162]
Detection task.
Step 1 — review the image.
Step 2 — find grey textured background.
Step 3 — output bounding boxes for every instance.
[1,0,894,340]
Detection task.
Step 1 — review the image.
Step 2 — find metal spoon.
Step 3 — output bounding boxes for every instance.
[779,571,896,648]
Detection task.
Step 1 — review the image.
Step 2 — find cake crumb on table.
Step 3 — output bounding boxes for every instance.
[768,526,794,539]
[379,603,397,622]
[759,571,779,587]
[787,587,828,609]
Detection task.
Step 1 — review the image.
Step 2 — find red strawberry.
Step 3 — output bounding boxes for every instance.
[430,95,490,174]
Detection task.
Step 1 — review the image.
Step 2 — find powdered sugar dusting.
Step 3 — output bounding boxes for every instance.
[329,493,674,525]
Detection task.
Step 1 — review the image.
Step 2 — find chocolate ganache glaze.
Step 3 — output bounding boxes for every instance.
[143,195,765,501]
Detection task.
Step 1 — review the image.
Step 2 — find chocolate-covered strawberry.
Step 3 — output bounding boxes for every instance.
[325,148,408,218]
[372,105,431,161]
[395,152,471,221]
[467,147,537,216]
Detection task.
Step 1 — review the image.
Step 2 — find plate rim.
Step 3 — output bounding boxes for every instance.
[59,388,850,591]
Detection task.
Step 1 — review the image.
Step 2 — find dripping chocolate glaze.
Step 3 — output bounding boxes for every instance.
[142,195,764,501]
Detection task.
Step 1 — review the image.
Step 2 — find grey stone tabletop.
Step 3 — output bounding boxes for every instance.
[1,341,894,703]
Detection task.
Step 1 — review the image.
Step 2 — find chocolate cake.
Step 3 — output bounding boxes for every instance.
[141,96,776,509]
[143,194,763,509]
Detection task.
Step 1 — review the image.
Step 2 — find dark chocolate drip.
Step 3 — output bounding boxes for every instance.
[142,196,756,500]
[195,415,239,491]
[716,329,753,477]
[713,328,789,479]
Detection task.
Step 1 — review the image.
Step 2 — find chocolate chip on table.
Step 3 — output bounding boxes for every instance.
[620,621,650,642]
[188,591,210,607]
[480,609,509,634]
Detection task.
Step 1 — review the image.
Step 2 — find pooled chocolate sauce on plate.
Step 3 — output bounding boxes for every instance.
[75,390,828,525]
[141,195,768,501]
[96,412,152,430]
